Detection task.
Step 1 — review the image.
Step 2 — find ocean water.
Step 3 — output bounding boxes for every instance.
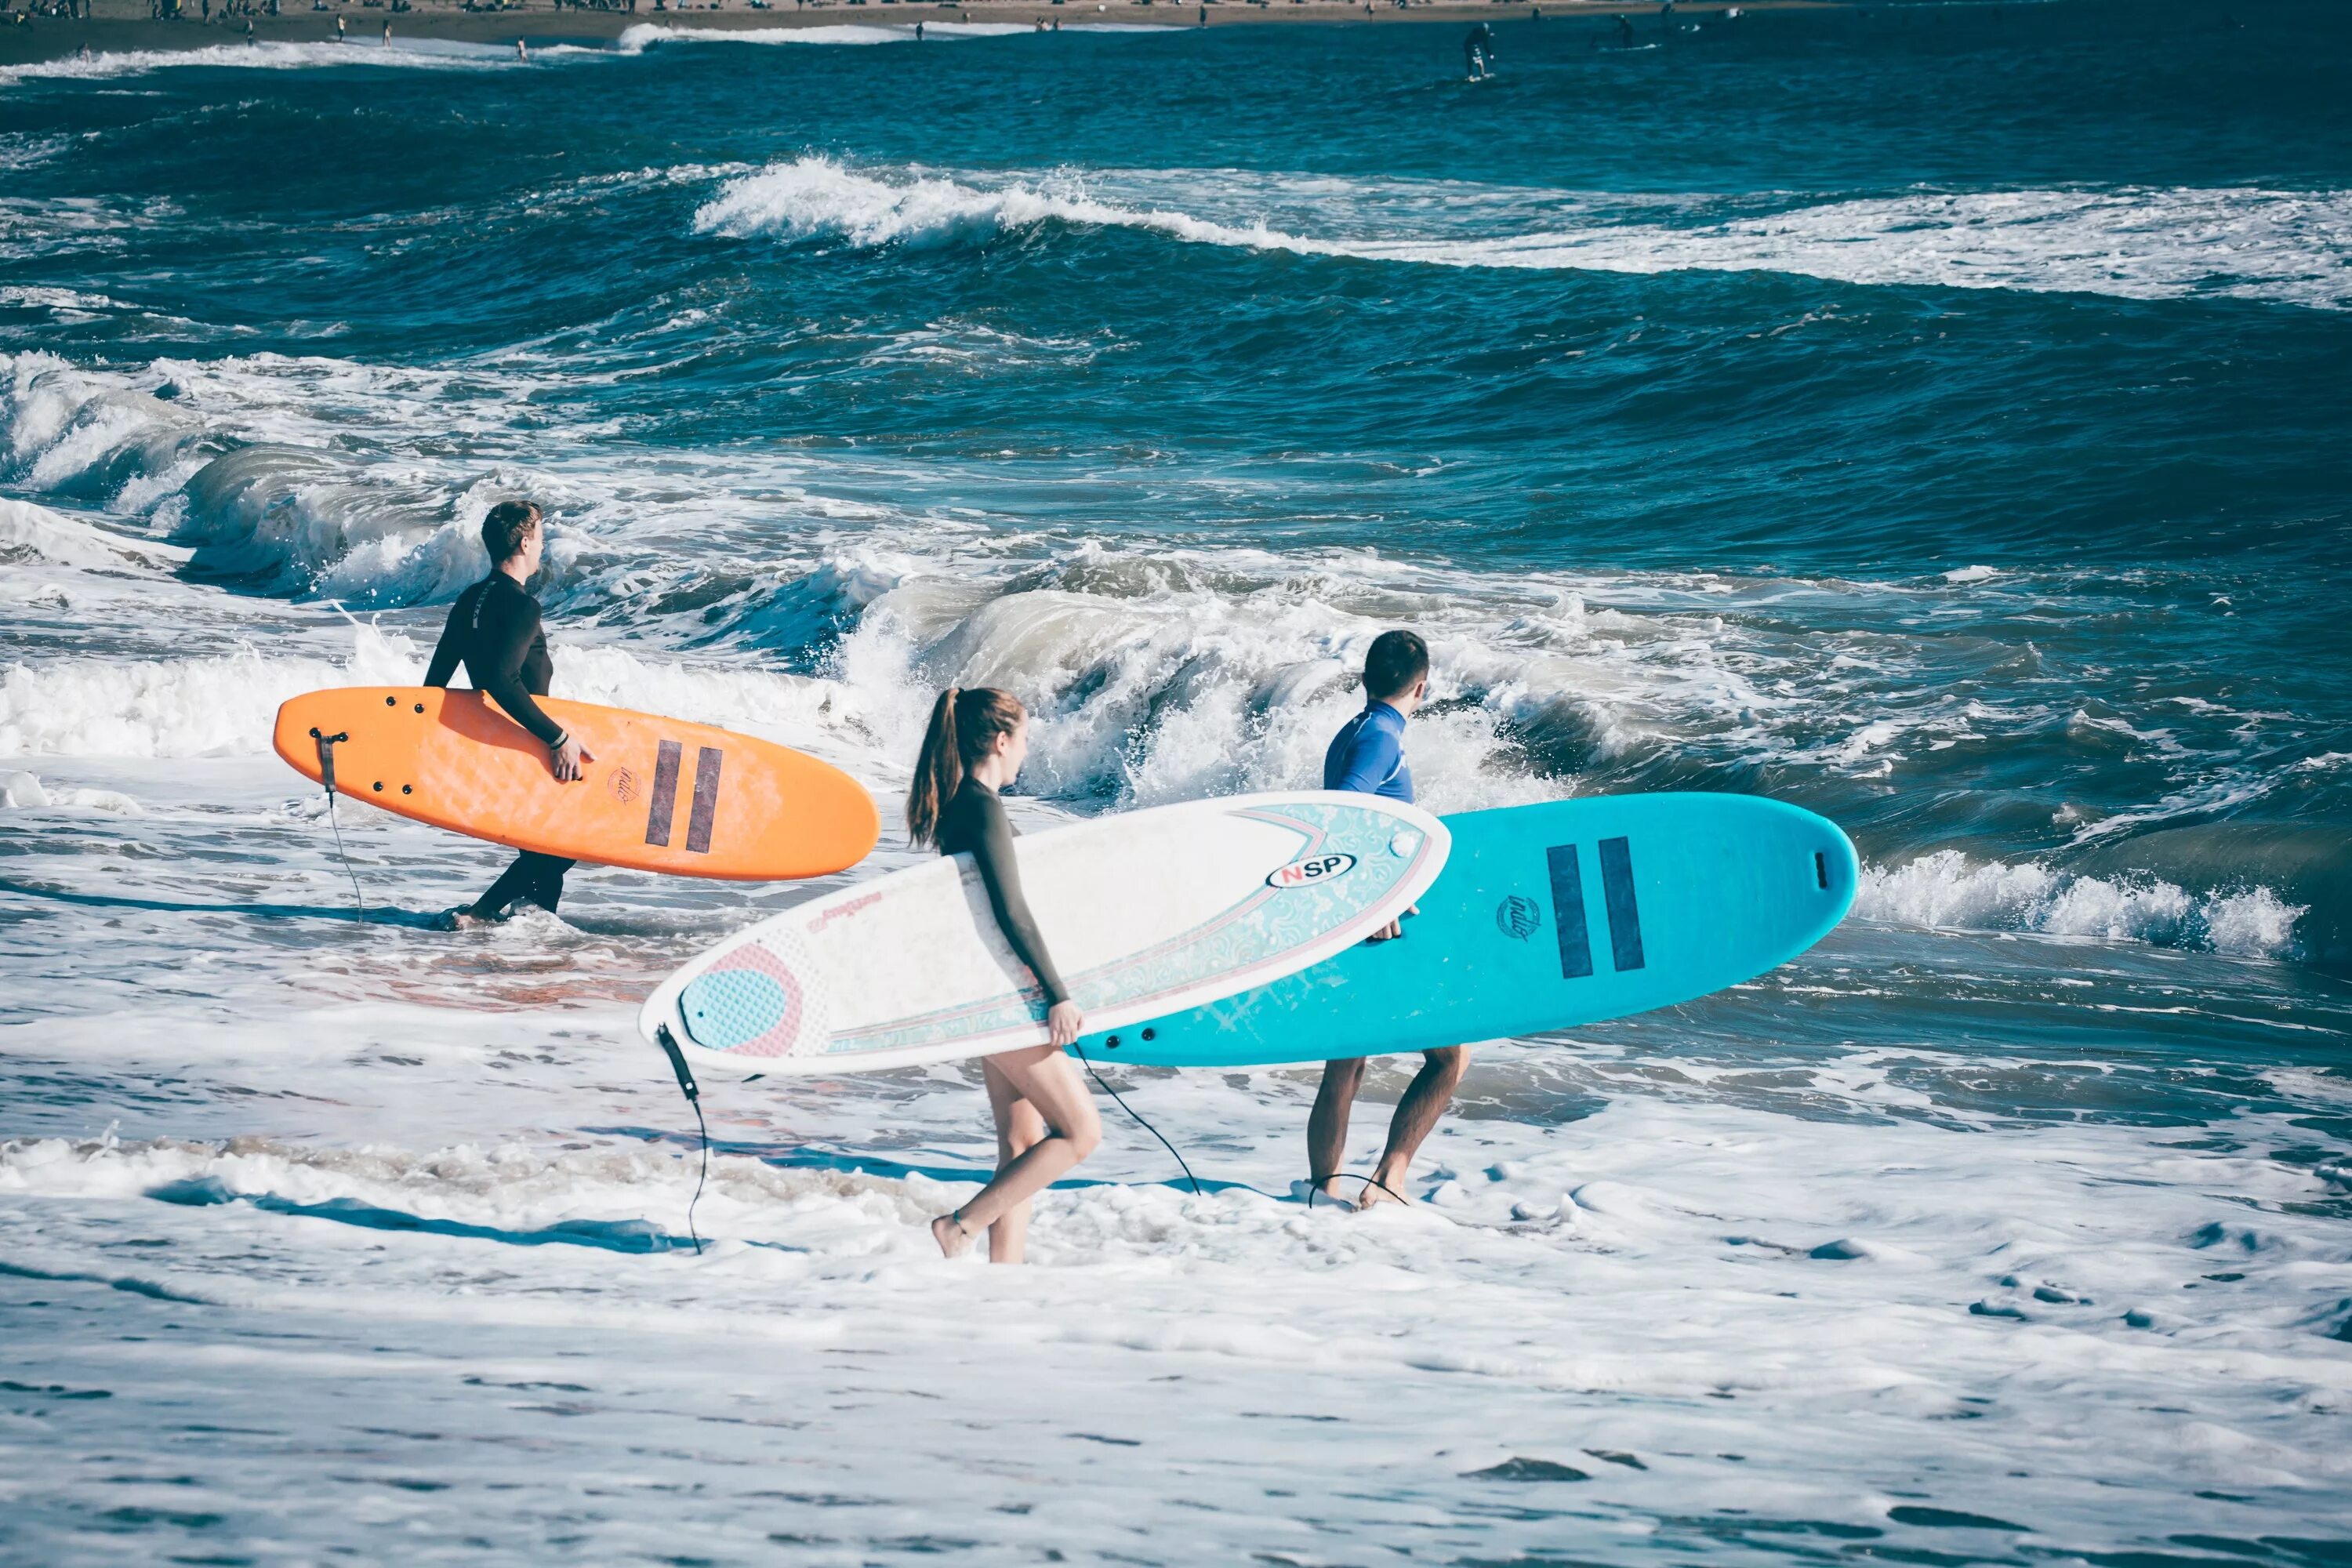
[3,1,2350,1560]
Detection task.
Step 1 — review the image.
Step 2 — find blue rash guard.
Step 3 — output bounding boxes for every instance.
[1323,699,1413,802]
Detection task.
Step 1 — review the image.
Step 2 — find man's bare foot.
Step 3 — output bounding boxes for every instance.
[1308,1177,1359,1210]
[931,1213,973,1258]
[1356,1172,1410,1210]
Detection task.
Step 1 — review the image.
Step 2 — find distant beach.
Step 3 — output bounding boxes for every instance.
[2,0,1813,66]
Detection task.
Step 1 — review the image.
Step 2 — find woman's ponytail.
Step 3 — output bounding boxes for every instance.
[906,685,1029,848]
[906,688,963,848]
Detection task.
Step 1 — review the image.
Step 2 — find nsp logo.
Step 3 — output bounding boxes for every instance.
[1266,851,1357,890]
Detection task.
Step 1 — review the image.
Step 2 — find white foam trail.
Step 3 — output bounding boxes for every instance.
[697,158,2352,310]
[0,498,189,573]
[1340,187,2352,310]
[0,37,518,90]
[618,20,1036,49]
[0,285,122,317]
[695,155,1292,252]
[1856,849,2306,960]
[0,625,874,764]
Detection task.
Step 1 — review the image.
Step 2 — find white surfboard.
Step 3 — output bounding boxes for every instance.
[640,791,1450,1076]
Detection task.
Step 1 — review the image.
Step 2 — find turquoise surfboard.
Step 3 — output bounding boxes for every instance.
[1073,793,1856,1069]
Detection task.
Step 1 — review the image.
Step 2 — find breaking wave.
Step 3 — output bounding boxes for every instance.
[0,36,521,91]
[618,20,1041,51]
[1857,849,2307,961]
[698,158,2352,309]
[0,626,872,766]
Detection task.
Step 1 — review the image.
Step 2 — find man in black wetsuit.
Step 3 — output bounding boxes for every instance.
[423,499,593,926]
[1464,20,1494,78]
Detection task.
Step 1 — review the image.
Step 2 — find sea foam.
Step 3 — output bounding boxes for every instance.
[0,36,517,90]
[696,158,2352,310]
[0,498,190,573]
[0,626,872,765]
[618,20,1036,50]
[1856,849,2306,960]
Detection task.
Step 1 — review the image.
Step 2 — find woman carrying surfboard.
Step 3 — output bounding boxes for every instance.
[907,688,1101,1264]
[425,499,594,926]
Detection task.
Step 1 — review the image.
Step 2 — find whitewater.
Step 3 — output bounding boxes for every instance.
[4,1,2350,1561]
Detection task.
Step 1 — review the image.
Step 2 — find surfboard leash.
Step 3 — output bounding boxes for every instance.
[307,728,368,922]
[1305,1173,1407,1210]
[654,1025,707,1256]
[1071,1044,1203,1198]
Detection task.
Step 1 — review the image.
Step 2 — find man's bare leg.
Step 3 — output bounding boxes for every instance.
[1361,1046,1470,1207]
[1307,1057,1369,1206]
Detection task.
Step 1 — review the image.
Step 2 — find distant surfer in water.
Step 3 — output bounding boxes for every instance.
[909,688,1100,1264]
[425,500,593,927]
[1464,20,1494,78]
[1308,630,1467,1210]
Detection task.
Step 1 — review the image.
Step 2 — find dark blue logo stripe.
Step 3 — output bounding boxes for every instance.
[644,739,682,848]
[685,746,723,854]
[1544,844,1593,980]
[1598,836,1645,972]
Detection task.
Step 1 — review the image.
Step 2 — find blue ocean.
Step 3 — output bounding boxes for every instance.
[2,2,2348,1560]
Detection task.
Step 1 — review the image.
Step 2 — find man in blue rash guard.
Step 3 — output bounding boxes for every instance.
[1306,630,1470,1210]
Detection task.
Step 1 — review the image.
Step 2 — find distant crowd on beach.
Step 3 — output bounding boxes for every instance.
[7,0,1707,48]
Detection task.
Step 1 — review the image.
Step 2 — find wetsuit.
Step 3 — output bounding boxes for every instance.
[1465,24,1493,74]
[1323,699,1414,803]
[937,778,1070,1010]
[423,572,575,919]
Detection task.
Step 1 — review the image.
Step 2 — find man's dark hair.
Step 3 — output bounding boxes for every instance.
[1363,630,1429,701]
[481,500,542,564]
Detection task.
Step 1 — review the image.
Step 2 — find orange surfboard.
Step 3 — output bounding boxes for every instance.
[272,687,878,880]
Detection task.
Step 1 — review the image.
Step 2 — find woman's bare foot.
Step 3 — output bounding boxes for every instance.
[931,1213,973,1258]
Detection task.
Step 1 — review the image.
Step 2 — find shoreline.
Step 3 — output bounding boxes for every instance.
[2,0,1834,66]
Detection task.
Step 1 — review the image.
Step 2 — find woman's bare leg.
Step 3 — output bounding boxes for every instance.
[983,1055,1047,1264]
[931,1045,1100,1261]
